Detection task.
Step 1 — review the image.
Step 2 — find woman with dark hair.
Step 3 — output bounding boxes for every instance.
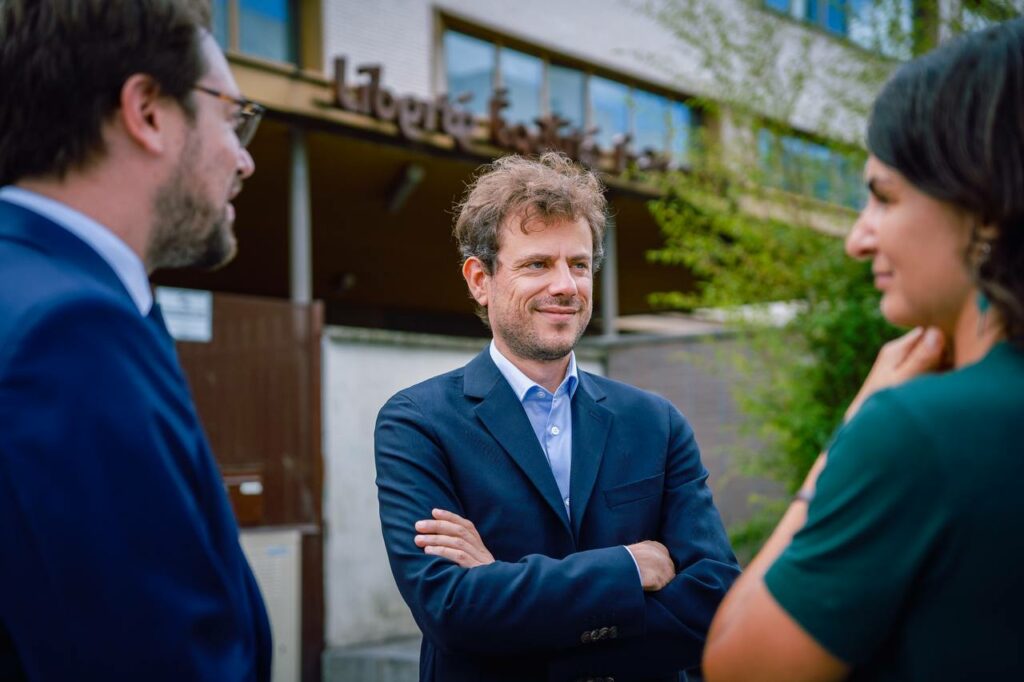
[702,18,1024,681]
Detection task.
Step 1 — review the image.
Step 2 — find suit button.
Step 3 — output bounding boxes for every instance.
[580,631,592,643]
[598,627,609,640]
[609,626,618,639]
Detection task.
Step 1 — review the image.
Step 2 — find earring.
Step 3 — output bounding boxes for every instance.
[977,291,990,335]
[977,241,992,265]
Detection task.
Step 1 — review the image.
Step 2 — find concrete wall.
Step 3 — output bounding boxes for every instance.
[322,329,479,647]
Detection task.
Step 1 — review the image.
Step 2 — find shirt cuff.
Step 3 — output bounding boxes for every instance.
[622,545,643,585]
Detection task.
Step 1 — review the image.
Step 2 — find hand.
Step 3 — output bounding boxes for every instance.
[626,540,676,591]
[414,508,495,568]
[845,326,946,422]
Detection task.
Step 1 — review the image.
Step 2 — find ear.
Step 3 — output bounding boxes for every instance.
[462,257,490,307]
[117,73,178,156]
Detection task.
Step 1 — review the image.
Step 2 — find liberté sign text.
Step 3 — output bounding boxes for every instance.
[330,57,671,173]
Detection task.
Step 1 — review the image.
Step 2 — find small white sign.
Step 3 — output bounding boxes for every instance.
[155,287,213,343]
[239,480,264,496]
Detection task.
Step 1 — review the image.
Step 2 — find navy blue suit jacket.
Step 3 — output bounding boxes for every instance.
[0,200,272,680]
[375,348,740,681]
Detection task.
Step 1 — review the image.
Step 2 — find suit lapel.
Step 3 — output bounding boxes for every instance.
[569,372,612,539]
[0,199,133,304]
[465,350,572,535]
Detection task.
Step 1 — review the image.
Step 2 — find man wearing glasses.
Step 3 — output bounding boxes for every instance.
[0,2,269,680]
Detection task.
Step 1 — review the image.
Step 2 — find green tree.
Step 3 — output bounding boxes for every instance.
[637,0,1020,559]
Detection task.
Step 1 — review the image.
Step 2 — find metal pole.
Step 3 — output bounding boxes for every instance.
[601,215,619,339]
[289,127,312,304]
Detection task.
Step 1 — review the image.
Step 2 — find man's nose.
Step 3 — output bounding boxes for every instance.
[547,261,579,295]
[237,147,255,180]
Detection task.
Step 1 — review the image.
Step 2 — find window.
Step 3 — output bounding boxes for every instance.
[959,0,1024,32]
[589,76,631,149]
[634,91,694,166]
[806,0,849,35]
[441,28,695,165]
[500,48,544,126]
[763,0,912,58]
[758,129,865,209]
[633,90,671,156]
[548,65,586,128]
[211,0,297,64]
[212,0,230,48]
[669,102,694,166]
[240,0,294,62]
[444,31,495,116]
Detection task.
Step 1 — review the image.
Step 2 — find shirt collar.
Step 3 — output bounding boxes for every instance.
[489,340,579,403]
[0,186,152,315]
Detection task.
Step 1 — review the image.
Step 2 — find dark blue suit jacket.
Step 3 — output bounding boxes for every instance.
[375,348,740,681]
[0,199,272,680]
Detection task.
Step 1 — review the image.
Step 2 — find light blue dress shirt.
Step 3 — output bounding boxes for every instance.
[490,341,578,518]
[489,342,643,583]
[0,186,152,315]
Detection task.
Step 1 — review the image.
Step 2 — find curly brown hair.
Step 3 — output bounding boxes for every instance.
[453,152,607,276]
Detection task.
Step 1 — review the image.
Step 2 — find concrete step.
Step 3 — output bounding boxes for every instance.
[322,636,421,682]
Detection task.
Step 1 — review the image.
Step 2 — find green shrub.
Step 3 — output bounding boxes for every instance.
[648,180,898,561]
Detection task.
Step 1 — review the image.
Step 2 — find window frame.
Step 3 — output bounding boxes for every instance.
[213,0,303,67]
[437,17,698,166]
[757,125,867,210]
[760,0,912,59]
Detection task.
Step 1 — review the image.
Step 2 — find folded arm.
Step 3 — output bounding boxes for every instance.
[376,392,738,677]
[532,403,741,679]
[375,392,649,656]
[415,507,676,590]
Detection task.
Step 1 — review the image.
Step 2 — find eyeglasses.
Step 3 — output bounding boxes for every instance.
[193,85,266,147]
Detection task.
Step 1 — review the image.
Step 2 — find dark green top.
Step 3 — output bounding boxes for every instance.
[765,342,1024,680]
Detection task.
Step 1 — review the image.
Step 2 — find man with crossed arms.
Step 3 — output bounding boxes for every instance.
[375,153,739,682]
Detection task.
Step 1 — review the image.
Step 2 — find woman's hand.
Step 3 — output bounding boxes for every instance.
[845,326,947,423]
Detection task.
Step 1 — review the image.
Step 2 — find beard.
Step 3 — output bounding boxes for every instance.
[493,296,591,362]
[146,134,237,272]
